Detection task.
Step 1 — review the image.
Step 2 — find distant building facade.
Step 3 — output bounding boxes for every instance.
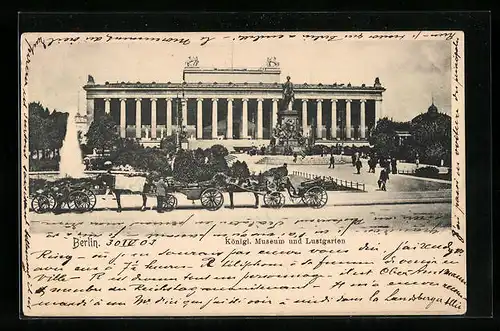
[81,58,386,148]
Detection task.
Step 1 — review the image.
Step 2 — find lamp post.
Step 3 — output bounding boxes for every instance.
[176,82,187,152]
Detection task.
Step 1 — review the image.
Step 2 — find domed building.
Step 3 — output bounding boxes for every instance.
[408,100,452,166]
[427,102,438,114]
[411,100,450,124]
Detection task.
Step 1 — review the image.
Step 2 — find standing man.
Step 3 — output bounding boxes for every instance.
[355,158,362,174]
[102,161,116,209]
[329,154,335,169]
[153,172,169,213]
[391,157,397,175]
[378,168,389,191]
[368,156,377,173]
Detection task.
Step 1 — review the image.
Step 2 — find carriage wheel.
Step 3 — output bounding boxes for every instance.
[31,194,53,213]
[67,190,92,212]
[200,188,224,211]
[263,191,285,209]
[83,189,97,210]
[45,193,57,211]
[302,186,328,209]
[164,194,178,211]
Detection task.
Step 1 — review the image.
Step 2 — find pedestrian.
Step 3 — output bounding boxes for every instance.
[102,161,116,206]
[378,168,389,191]
[328,154,335,169]
[391,157,397,175]
[351,154,356,167]
[386,158,392,174]
[368,157,376,173]
[415,153,420,168]
[293,152,298,163]
[355,158,362,174]
[153,172,169,213]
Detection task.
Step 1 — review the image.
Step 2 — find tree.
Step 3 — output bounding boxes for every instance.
[368,118,399,158]
[28,102,69,160]
[172,150,199,183]
[85,114,120,155]
[28,102,48,159]
[159,134,177,154]
[47,111,68,154]
[410,112,451,165]
[209,144,229,157]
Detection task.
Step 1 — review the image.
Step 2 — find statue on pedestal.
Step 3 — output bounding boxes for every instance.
[268,76,308,154]
[282,76,295,110]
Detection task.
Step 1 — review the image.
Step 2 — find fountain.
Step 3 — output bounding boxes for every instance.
[59,112,85,178]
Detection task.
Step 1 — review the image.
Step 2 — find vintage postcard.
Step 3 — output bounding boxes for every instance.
[20,31,466,316]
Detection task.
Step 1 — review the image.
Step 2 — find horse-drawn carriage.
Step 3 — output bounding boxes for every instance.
[30,179,97,213]
[169,180,225,211]
[212,172,328,209]
[30,168,328,213]
[97,173,225,212]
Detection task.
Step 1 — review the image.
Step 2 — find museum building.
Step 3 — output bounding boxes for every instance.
[79,58,386,148]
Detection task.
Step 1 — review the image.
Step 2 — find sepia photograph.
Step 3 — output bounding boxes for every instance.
[20,31,466,316]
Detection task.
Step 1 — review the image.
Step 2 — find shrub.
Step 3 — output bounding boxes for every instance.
[172,149,229,183]
[172,150,198,183]
[209,144,229,157]
[29,158,60,171]
[415,166,439,178]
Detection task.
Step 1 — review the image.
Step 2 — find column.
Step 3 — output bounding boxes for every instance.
[227,98,233,139]
[257,98,264,139]
[316,99,323,139]
[196,98,203,139]
[211,98,218,139]
[360,99,366,139]
[375,99,383,127]
[345,99,352,139]
[242,98,248,138]
[331,99,337,139]
[135,98,142,138]
[302,99,308,136]
[104,98,111,114]
[271,98,279,129]
[86,98,94,124]
[166,98,172,136]
[151,98,157,139]
[182,98,188,127]
[119,98,126,138]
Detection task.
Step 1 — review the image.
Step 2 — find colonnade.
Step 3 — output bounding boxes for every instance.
[88,96,382,140]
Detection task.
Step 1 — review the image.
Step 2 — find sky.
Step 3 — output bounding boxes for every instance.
[22,32,452,122]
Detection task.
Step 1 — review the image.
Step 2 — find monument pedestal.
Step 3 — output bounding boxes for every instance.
[269,77,308,155]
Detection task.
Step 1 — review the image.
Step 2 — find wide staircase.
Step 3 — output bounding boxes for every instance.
[255,155,351,166]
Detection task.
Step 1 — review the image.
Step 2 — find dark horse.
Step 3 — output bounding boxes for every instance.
[94,172,151,212]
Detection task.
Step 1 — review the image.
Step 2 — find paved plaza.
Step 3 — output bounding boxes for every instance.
[234,154,452,193]
[28,154,451,228]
